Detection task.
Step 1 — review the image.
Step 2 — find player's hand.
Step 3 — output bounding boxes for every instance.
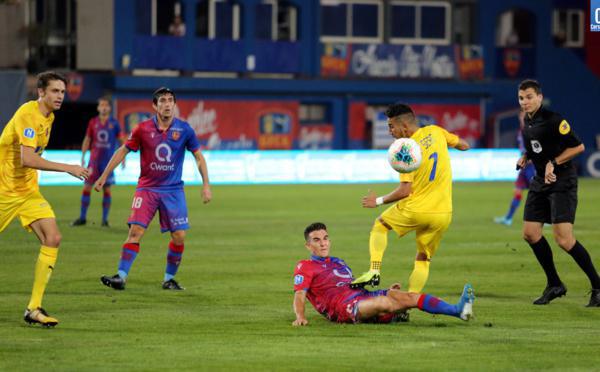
[389,283,402,290]
[516,156,527,171]
[68,165,89,180]
[201,185,212,204]
[94,177,105,192]
[545,161,557,184]
[292,318,308,326]
[362,189,377,208]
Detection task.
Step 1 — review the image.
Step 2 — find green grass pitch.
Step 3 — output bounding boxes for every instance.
[1,180,600,370]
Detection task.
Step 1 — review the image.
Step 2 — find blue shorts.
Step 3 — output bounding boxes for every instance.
[515,163,535,190]
[128,188,189,232]
[86,160,115,186]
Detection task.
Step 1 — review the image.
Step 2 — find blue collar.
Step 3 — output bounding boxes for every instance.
[311,255,344,264]
[311,255,330,262]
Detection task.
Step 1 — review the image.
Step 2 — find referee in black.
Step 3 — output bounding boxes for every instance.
[517,79,600,307]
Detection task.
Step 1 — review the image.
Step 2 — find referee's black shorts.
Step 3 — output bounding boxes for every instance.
[524,178,577,224]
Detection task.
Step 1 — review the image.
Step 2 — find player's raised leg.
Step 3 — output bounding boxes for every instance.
[26,217,62,327]
[351,217,389,288]
[357,284,475,321]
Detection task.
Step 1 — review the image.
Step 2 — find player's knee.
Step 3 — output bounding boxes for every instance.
[415,252,429,261]
[523,229,541,244]
[44,232,62,247]
[127,226,145,242]
[171,230,185,245]
[554,235,575,250]
[513,189,522,200]
[386,290,411,311]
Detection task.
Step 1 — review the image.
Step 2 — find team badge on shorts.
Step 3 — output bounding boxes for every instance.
[294,274,304,285]
[559,120,570,135]
[171,131,180,141]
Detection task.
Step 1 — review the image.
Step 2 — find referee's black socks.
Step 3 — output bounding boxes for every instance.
[529,236,562,287]
[568,241,600,290]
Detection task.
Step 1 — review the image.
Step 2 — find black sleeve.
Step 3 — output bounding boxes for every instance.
[552,114,582,148]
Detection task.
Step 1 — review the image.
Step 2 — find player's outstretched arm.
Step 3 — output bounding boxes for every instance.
[362,183,411,208]
[80,135,91,166]
[292,290,309,326]
[21,145,89,180]
[94,145,129,191]
[193,149,212,204]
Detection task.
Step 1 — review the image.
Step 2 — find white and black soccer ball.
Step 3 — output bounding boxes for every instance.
[387,138,422,173]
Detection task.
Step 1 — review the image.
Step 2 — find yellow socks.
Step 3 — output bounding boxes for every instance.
[408,260,430,293]
[27,246,58,310]
[369,220,389,271]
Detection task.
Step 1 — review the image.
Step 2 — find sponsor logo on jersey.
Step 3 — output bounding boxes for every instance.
[559,120,570,135]
[24,128,35,138]
[151,143,175,171]
[531,140,542,153]
[294,274,304,285]
[155,143,172,162]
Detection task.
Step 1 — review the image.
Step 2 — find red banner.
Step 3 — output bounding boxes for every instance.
[411,104,481,143]
[116,99,299,150]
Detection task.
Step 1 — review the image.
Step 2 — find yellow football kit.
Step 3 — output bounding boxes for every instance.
[371,125,460,292]
[0,100,55,231]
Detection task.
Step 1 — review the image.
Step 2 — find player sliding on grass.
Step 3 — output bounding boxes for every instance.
[292,222,474,326]
[0,71,89,327]
[351,103,470,294]
[95,87,211,291]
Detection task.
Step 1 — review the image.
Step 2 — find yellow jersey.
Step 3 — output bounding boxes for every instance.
[0,101,54,197]
[399,125,459,213]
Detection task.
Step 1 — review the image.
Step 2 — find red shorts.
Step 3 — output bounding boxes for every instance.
[329,289,395,324]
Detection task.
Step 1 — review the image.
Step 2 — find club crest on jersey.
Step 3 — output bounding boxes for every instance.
[531,140,542,153]
[24,128,35,138]
[171,130,180,141]
[294,274,304,285]
[559,120,570,135]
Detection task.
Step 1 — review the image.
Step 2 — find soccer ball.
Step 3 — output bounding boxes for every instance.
[387,138,422,173]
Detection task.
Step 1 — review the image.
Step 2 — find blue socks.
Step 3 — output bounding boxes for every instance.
[80,190,91,220]
[102,190,111,223]
[117,243,139,279]
[164,242,184,281]
[417,294,460,318]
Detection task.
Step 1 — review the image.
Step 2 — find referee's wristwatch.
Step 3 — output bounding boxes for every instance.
[550,159,558,168]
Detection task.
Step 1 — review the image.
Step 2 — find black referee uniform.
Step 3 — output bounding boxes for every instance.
[522,106,600,306]
[522,106,580,224]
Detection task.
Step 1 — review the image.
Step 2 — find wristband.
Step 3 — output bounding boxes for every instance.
[550,159,558,168]
[375,197,384,206]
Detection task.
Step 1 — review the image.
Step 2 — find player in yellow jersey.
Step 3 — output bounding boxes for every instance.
[0,71,89,327]
[351,103,470,296]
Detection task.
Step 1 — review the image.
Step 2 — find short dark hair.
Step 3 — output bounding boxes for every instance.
[152,87,176,104]
[36,71,67,90]
[385,102,415,121]
[98,95,112,104]
[518,79,542,94]
[304,222,327,241]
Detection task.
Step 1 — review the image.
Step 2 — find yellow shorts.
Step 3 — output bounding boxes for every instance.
[379,203,452,259]
[0,190,55,232]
